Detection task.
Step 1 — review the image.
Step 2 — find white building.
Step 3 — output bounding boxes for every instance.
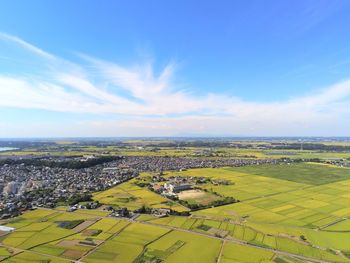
[0,225,15,232]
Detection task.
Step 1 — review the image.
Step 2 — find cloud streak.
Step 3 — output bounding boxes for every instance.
[0,33,349,136]
[0,32,55,60]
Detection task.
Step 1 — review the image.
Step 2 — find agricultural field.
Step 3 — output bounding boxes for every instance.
[93,178,189,212]
[221,242,275,263]
[84,223,171,263]
[30,218,130,261]
[141,230,221,263]
[1,210,99,250]
[159,167,306,201]
[3,141,350,160]
[0,247,13,261]
[233,162,350,185]
[2,251,70,263]
[2,159,350,262]
[0,208,315,263]
[138,215,349,262]
[133,164,350,262]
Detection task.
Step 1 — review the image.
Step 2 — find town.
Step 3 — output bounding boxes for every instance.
[0,153,282,219]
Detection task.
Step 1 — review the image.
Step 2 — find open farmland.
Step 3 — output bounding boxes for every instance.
[84,223,171,263]
[184,165,350,262]
[160,167,306,201]
[142,230,221,263]
[93,180,189,212]
[1,210,99,250]
[131,164,350,262]
[0,208,329,263]
[233,162,350,185]
[2,251,70,263]
[221,242,275,263]
[138,214,349,262]
[31,218,130,261]
[3,0,350,259]
[2,155,350,262]
[3,142,350,160]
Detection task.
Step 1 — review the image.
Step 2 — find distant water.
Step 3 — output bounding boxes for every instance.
[0,147,18,152]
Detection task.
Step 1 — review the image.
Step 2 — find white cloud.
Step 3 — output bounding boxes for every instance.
[0,33,349,136]
[0,32,55,60]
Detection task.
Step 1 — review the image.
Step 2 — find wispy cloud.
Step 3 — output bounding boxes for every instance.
[0,32,55,60]
[0,33,349,136]
[291,0,346,35]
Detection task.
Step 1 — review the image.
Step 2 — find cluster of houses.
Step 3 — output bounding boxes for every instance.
[324,159,350,168]
[104,156,280,173]
[67,201,101,212]
[0,155,280,218]
[0,160,137,218]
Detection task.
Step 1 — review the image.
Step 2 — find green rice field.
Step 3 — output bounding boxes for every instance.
[93,180,189,212]
[2,162,350,262]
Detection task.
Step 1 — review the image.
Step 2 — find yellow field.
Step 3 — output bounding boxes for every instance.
[3,162,350,262]
[93,180,189,212]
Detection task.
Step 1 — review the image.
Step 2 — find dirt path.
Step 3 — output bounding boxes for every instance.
[216,240,225,263]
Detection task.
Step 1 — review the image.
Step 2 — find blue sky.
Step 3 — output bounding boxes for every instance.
[1,0,350,137]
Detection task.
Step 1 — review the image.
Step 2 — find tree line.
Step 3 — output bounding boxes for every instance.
[0,156,122,169]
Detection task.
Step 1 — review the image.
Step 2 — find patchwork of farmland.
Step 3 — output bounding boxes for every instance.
[188,164,350,262]
[93,180,189,212]
[158,167,306,202]
[138,215,348,262]
[0,210,279,263]
[137,163,350,262]
[2,162,350,262]
[233,162,350,185]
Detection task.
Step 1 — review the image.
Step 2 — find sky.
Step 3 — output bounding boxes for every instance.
[1,0,350,137]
